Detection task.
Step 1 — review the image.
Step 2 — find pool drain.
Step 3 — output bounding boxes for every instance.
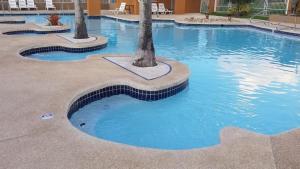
[41,112,53,120]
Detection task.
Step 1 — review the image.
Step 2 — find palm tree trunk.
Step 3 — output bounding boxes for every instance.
[74,0,88,39]
[133,0,157,67]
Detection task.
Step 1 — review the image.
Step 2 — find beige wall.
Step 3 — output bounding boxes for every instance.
[270,14,300,24]
[186,0,201,13]
[174,0,186,14]
[87,0,101,16]
[174,0,201,14]
[208,0,215,13]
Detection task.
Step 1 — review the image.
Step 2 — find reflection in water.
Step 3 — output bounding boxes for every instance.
[218,55,300,95]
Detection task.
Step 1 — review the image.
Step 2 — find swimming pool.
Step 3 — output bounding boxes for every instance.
[26,16,300,150]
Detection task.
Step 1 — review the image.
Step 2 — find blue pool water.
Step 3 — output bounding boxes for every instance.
[26,16,300,149]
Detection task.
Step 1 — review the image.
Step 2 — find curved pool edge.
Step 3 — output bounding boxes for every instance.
[2,28,70,35]
[66,55,190,118]
[1,21,300,167]
[0,16,25,24]
[1,24,71,35]
[67,80,189,119]
[102,15,300,38]
[0,20,26,24]
[18,35,108,59]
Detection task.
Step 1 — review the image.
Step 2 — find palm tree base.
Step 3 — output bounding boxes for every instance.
[74,25,89,39]
[133,57,157,67]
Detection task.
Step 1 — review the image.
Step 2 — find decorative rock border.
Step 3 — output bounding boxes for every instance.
[67,80,189,119]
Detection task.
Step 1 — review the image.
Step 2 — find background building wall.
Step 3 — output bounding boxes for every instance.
[185,0,201,13]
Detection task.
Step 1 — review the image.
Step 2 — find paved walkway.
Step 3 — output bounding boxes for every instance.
[0,20,299,169]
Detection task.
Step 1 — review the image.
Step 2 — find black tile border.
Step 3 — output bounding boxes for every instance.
[0,20,26,24]
[274,29,300,37]
[103,57,172,80]
[67,80,189,119]
[19,42,107,56]
[87,16,102,19]
[3,28,71,35]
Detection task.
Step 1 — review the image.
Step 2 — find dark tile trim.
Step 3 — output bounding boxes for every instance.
[67,80,189,119]
[274,30,300,37]
[0,20,25,24]
[20,43,107,56]
[87,16,102,19]
[3,28,71,35]
[103,57,172,80]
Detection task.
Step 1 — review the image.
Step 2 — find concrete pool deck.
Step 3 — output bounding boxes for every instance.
[0,20,299,169]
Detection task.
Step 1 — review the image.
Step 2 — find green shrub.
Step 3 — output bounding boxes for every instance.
[212,11,230,16]
[253,15,269,20]
[239,4,251,16]
[230,0,252,16]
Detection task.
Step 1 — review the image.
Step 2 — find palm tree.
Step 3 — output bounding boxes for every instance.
[133,0,157,67]
[74,0,88,39]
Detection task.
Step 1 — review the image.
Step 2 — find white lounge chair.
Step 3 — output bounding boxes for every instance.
[113,2,127,15]
[8,0,19,10]
[158,3,173,14]
[27,0,37,10]
[18,0,28,10]
[46,0,56,10]
[152,3,158,15]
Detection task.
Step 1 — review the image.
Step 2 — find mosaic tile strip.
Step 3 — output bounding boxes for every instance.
[20,43,107,56]
[3,28,71,35]
[0,20,25,24]
[274,30,300,37]
[67,80,189,119]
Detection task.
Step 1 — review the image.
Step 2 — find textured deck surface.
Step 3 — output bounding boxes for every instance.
[0,17,299,169]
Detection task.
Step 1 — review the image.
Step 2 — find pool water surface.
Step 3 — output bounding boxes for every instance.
[26,16,300,150]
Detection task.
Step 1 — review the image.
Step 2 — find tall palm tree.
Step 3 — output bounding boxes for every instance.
[133,0,157,67]
[74,0,88,39]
